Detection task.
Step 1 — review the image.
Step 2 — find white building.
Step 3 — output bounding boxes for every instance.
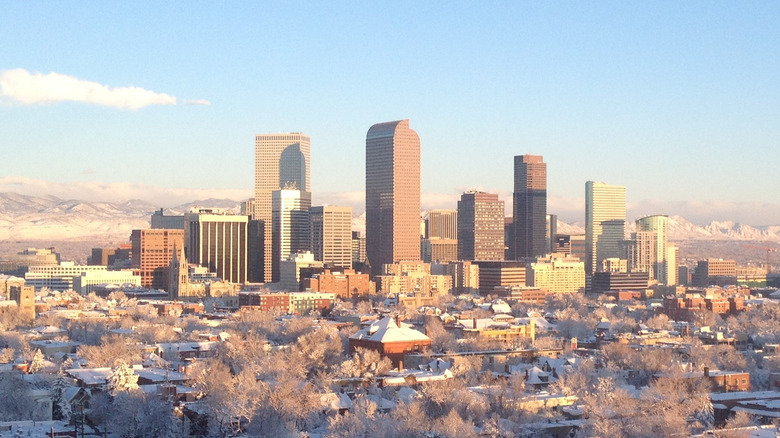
[25,262,107,291]
[72,270,142,295]
[527,254,585,293]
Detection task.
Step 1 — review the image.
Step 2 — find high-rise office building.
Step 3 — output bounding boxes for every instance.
[585,181,626,275]
[184,209,248,284]
[272,188,311,282]
[310,205,353,269]
[130,229,185,290]
[512,155,547,259]
[422,209,458,263]
[255,133,311,282]
[365,120,420,273]
[636,215,670,285]
[457,191,505,261]
[426,210,458,239]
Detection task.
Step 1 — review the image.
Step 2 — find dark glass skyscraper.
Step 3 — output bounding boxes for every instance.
[512,154,547,259]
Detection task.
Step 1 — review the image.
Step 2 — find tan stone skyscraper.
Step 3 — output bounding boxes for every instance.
[255,133,311,282]
[366,120,420,274]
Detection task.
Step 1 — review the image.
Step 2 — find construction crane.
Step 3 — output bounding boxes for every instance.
[740,244,779,274]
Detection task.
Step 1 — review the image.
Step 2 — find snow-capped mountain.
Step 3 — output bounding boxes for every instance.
[0,192,778,242]
[0,193,241,241]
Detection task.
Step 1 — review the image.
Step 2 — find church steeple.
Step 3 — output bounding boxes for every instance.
[168,243,188,300]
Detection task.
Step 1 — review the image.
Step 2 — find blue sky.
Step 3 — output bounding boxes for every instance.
[1,2,779,225]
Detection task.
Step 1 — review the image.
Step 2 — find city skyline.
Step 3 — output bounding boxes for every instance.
[2,3,780,226]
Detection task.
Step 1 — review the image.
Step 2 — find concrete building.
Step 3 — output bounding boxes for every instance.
[527,254,585,293]
[458,191,505,262]
[272,188,311,281]
[255,133,311,282]
[310,205,352,269]
[131,229,185,290]
[365,120,420,274]
[512,154,547,259]
[184,209,249,284]
[585,181,626,275]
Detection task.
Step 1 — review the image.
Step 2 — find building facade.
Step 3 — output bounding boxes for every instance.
[131,229,185,290]
[184,210,249,284]
[272,188,312,281]
[457,191,505,261]
[585,181,626,275]
[527,254,585,293]
[365,120,421,274]
[310,205,352,269]
[254,133,311,282]
[512,154,547,259]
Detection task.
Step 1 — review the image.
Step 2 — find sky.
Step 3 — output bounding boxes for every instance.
[1,2,779,226]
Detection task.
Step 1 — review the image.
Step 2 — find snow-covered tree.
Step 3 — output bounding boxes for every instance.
[106,360,139,396]
[51,372,73,422]
[28,348,44,373]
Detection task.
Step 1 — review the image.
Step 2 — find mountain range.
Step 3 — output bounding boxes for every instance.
[0,192,779,242]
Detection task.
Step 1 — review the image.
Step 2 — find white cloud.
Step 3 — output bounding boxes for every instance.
[0,68,176,110]
[184,99,211,106]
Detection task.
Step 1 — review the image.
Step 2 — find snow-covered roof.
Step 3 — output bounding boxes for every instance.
[349,316,430,344]
[65,367,113,387]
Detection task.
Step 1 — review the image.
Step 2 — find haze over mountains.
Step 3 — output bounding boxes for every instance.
[1,192,779,243]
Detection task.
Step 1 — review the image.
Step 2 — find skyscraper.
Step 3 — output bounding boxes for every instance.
[426,210,458,239]
[365,119,420,273]
[512,155,547,259]
[585,181,626,275]
[422,209,458,263]
[184,209,249,284]
[254,133,311,282]
[636,215,670,285]
[457,191,505,261]
[130,229,184,290]
[272,187,311,281]
[310,205,353,269]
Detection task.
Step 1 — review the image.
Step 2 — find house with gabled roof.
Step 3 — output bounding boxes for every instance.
[348,316,431,370]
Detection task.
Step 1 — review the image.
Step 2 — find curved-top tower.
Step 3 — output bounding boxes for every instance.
[365,119,420,274]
